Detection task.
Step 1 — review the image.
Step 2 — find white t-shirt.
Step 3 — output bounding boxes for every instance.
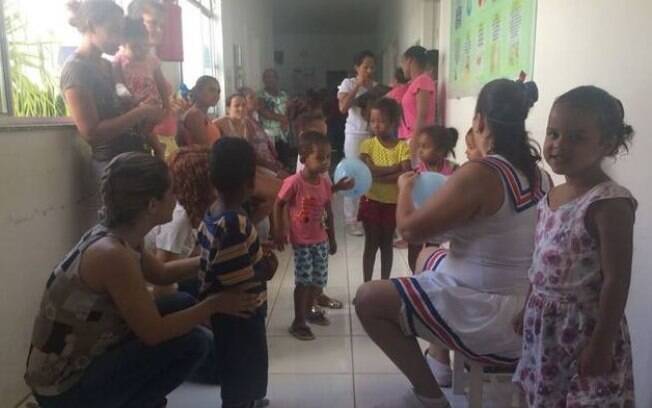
[338,77,373,135]
[145,203,196,257]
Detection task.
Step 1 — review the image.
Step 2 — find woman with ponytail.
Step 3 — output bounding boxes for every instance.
[354,79,551,407]
[398,46,438,160]
[62,0,166,225]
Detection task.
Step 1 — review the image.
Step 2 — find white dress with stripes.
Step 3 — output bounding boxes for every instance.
[393,155,551,365]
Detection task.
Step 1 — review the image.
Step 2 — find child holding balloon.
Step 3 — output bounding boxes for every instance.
[407,125,460,270]
[358,98,411,281]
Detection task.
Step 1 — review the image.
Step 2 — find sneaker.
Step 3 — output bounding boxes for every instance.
[346,223,364,236]
[424,350,452,388]
[307,305,331,326]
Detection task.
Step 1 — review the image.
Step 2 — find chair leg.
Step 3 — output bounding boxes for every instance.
[468,363,483,408]
[452,351,466,395]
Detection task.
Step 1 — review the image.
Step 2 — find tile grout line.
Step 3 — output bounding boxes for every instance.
[341,200,358,408]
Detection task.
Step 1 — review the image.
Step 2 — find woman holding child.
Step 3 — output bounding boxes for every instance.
[355,79,552,407]
[62,0,165,223]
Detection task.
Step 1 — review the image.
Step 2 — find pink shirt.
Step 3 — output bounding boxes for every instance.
[278,173,332,245]
[415,159,458,176]
[386,84,408,104]
[114,50,162,104]
[398,73,436,139]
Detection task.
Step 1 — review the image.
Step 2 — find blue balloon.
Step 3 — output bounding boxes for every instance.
[412,172,447,208]
[334,158,372,198]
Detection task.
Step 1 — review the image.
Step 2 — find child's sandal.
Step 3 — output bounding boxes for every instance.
[317,294,343,309]
[289,324,315,341]
[307,306,331,326]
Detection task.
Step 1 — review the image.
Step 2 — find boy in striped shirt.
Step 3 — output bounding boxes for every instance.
[198,137,275,408]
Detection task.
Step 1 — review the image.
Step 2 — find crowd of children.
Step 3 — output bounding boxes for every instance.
[37,1,639,407]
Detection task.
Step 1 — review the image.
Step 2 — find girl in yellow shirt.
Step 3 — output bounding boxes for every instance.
[359,98,411,281]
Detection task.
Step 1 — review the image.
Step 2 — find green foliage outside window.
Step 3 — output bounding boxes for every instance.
[4,1,66,117]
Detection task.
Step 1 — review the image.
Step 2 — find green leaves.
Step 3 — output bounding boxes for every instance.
[4,0,66,117]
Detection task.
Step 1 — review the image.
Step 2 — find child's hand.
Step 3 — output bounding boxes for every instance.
[273,230,288,251]
[397,171,418,192]
[511,309,525,336]
[333,176,355,192]
[578,343,614,377]
[329,239,337,255]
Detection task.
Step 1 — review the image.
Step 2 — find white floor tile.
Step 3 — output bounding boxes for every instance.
[266,374,354,408]
[352,335,400,374]
[354,374,424,408]
[268,335,353,374]
[167,382,220,408]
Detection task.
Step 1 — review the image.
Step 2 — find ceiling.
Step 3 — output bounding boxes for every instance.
[272,0,386,35]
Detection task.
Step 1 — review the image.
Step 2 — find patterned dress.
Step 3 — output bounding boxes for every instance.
[514,181,637,407]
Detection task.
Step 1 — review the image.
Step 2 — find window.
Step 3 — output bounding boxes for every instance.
[0,0,223,119]
[0,0,77,117]
[181,0,221,87]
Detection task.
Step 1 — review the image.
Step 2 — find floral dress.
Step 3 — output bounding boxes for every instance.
[514,181,637,407]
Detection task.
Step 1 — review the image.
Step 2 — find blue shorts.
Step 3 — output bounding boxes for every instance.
[293,241,329,288]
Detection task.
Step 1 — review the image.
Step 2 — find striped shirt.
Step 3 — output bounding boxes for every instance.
[197,202,267,315]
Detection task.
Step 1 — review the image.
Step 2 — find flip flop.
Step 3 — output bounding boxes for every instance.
[289,324,315,341]
[307,306,331,326]
[317,295,343,309]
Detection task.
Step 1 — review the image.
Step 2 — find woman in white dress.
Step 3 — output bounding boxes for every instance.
[338,50,377,236]
[354,79,551,407]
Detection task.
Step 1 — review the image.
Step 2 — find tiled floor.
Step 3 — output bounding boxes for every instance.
[168,199,517,408]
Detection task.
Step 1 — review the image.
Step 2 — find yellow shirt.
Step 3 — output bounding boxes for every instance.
[359,137,411,203]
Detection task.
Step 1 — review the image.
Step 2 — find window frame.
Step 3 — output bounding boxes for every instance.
[0,0,14,116]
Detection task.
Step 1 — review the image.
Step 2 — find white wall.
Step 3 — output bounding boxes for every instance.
[0,124,93,406]
[436,1,652,405]
[220,0,274,99]
[376,0,439,83]
[273,33,377,95]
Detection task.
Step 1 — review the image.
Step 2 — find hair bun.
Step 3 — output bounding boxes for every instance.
[66,0,83,28]
[446,127,459,143]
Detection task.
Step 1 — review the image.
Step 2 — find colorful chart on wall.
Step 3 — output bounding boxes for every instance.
[449,0,537,97]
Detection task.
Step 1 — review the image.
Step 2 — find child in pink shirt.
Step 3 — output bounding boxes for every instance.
[408,125,459,271]
[274,132,337,341]
[414,125,459,175]
[113,18,171,158]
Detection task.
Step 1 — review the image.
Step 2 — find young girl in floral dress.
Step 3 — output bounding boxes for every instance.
[514,86,636,407]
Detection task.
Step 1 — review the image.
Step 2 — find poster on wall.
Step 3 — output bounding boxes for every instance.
[449,0,537,97]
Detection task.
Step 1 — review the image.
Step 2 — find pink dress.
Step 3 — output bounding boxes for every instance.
[114,51,177,138]
[398,74,436,139]
[514,181,636,407]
